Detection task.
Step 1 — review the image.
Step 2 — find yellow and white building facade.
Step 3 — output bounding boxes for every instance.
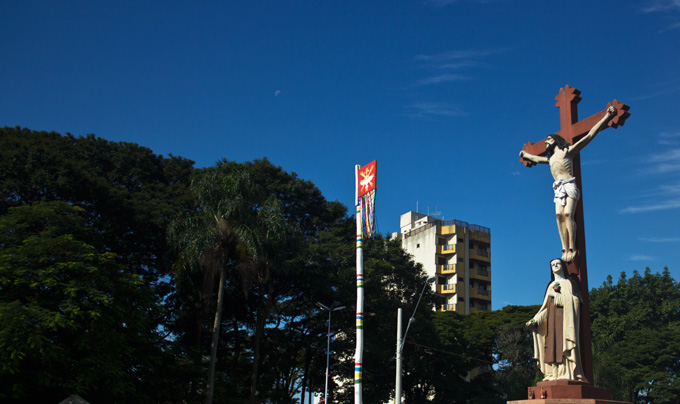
[395,211,491,314]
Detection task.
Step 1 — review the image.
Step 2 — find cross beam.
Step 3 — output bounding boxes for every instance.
[520,85,630,167]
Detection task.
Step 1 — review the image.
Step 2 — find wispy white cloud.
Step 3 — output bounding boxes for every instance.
[405,48,498,119]
[424,0,460,7]
[641,0,680,32]
[424,0,500,6]
[620,142,680,212]
[639,236,680,242]
[416,74,470,86]
[650,149,680,162]
[415,49,495,63]
[437,61,482,70]
[628,254,657,261]
[413,49,500,88]
[620,199,680,214]
[642,0,680,13]
[406,102,468,118]
[638,147,680,175]
[631,83,680,100]
[639,163,680,175]
[658,131,680,145]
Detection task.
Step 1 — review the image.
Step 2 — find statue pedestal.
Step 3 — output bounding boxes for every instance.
[507,380,631,404]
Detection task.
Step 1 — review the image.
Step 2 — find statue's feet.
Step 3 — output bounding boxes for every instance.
[564,249,576,262]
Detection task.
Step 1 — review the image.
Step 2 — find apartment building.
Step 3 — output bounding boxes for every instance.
[394,211,491,313]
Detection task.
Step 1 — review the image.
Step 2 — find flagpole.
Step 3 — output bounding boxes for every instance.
[354,164,364,404]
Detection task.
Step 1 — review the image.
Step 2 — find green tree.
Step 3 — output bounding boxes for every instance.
[320,234,438,404]
[591,268,680,403]
[168,170,271,404]
[0,202,180,403]
[0,127,196,402]
[168,159,339,404]
[211,159,347,404]
[0,127,194,285]
[489,306,542,402]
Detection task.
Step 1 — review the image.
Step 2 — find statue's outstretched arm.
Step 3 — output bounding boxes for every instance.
[519,150,549,164]
[569,106,617,155]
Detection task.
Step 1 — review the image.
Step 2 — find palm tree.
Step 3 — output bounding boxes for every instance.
[168,170,263,404]
[238,196,290,404]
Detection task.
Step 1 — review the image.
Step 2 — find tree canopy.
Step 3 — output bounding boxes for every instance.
[591,268,680,403]
[2,127,679,404]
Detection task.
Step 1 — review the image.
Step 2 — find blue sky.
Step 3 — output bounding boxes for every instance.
[2,1,679,309]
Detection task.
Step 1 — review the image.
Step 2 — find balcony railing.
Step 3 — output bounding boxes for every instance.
[438,243,457,254]
[477,289,489,296]
[476,249,489,257]
[440,218,490,234]
[437,264,456,274]
[440,304,457,312]
[476,268,489,277]
[438,283,457,294]
[403,222,436,239]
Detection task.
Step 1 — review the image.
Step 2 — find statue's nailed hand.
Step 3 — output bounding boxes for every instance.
[606,106,617,117]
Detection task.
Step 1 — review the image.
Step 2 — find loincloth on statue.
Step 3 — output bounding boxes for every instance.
[553,178,580,206]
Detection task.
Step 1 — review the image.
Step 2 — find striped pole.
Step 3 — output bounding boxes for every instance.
[354,165,364,404]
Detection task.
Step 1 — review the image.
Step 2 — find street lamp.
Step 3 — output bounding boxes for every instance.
[317,301,345,404]
[395,275,435,404]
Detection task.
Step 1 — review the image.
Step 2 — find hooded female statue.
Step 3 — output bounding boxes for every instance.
[526,259,585,381]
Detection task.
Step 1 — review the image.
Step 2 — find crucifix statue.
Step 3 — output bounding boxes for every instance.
[520,106,617,263]
[519,85,630,384]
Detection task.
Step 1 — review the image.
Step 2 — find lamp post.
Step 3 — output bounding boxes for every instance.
[395,275,435,404]
[317,301,345,404]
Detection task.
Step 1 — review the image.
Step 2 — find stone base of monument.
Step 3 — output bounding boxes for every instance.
[506,380,632,404]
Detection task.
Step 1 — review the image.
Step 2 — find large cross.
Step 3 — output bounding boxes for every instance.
[519,85,630,383]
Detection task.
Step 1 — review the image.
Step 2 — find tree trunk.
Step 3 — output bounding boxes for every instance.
[249,286,273,404]
[228,315,240,376]
[300,337,312,404]
[206,267,227,404]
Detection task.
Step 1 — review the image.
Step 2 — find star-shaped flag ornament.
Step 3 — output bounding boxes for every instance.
[357,160,376,198]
